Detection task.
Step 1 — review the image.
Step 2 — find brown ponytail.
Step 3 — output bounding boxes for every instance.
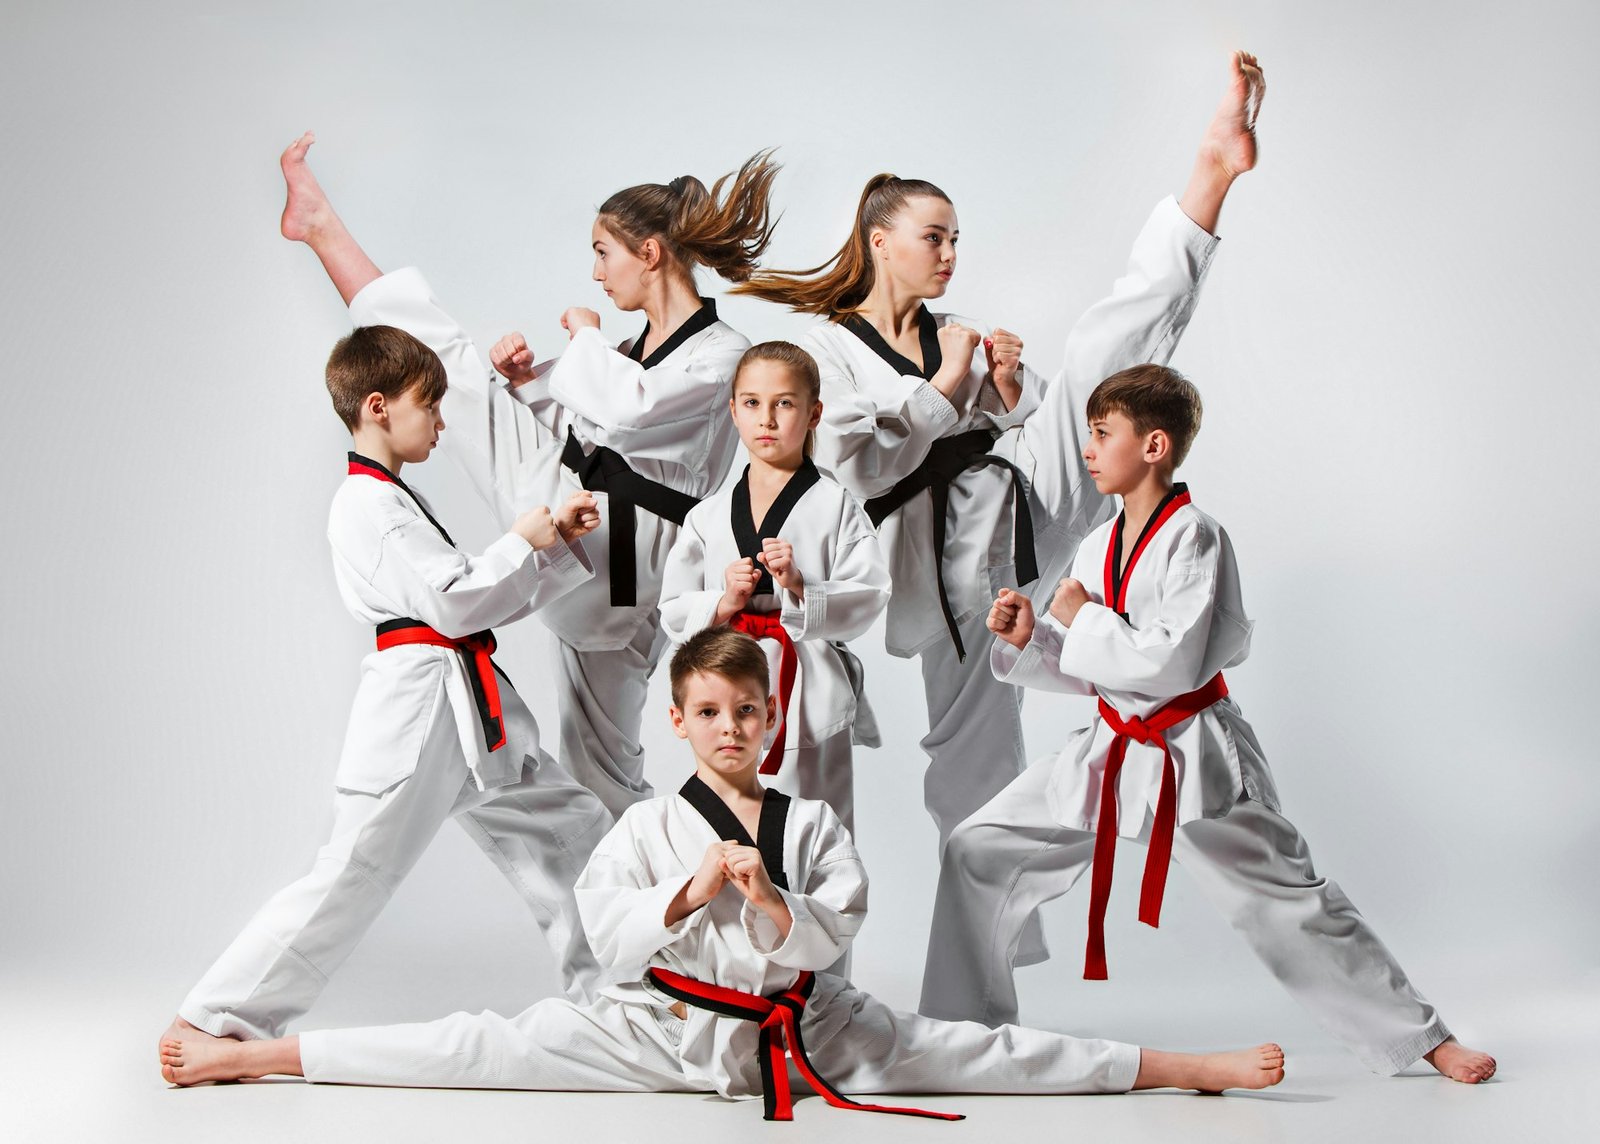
[597,151,781,284]
[732,174,952,317]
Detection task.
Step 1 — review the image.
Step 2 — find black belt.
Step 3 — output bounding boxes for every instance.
[864,428,1037,661]
[560,428,700,606]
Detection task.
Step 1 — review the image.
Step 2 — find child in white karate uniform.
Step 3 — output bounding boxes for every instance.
[278,134,781,817]
[920,365,1496,1084]
[161,629,1288,1115]
[161,328,612,1058]
[659,341,890,835]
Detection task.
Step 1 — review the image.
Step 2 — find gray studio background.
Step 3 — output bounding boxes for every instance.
[3,0,1596,1119]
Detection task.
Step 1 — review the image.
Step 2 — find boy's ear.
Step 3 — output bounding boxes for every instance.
[765,693,778,731]
[363,391,388,426]
[669,704,688,740]
[1143,429,1171,464]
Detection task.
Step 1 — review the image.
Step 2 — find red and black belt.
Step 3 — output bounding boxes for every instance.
[864,428,1037,662]
[646,968,962,1122]
[375,618,508,752]
[1084,671,1228,979]
[726,611,798,775]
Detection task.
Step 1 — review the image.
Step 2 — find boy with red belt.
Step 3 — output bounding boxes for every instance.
[159,327,611,1060]
[162,628,1287,1114]
[920,364,1495,1084]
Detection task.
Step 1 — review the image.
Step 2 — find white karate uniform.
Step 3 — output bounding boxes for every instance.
[802,196,1220,848]
[179,461,613,1040]
[299,787,1141,1101]
[921,495,1451,1074]
[658,466,890,831]
[349,270,745,816]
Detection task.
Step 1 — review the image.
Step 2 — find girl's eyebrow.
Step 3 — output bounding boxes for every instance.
[736,389,799,399]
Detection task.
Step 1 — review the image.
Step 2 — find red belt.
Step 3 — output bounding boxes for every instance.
[375,619,507,752]
[1085,672,1228,980]
[646,968,962,1122]
[726,611,798,775]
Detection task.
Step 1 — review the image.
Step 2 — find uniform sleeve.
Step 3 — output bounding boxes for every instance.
[574,810,709,980]
[540,326,744,470]
[740,807,867,970]
[778,496,891,643]
[981,361,1048,433]
[805,331,961,500]
[658,509,723,642]
[991,617,1095,695]
[348,268,557,524]
[1056,519,1222,695]
[339,493,592,637]
[1025,197,1220,529]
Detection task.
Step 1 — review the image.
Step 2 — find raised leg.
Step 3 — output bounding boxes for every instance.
[280,132,383,304]
[1178,50,1267,234]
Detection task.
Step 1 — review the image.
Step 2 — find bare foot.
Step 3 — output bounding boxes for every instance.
[1136,1042,1285,1092]
[157,1016,221,1068]
[160,1029,247,1086]
[1424,1037,1497,1084]
[280,131,337,243]
[1199,50,1266,180]
[1194,1043,1286,1093]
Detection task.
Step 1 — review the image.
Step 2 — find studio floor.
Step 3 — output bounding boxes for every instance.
[4,976,1591,1144]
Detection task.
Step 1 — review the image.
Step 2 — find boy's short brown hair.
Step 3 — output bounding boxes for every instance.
[325,325,448,431]
[669,628,771,707]
[1086,364,1204,468]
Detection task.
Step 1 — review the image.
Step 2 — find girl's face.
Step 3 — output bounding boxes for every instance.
[591,220,652,312]
[870,194,958,301]
[729,359,822,466]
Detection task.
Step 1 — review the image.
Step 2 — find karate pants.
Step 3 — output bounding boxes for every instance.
[919,608,1047,964]
[180,693,612,1041]
[300,974,1141,1097]
[920,755,1450,1074]
[556,615,669,819]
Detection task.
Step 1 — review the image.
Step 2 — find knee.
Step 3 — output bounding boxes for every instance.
[941,819,1007,883]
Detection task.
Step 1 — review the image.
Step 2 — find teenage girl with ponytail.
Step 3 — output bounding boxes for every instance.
[278,133,781,818]
[734,52,1266,967]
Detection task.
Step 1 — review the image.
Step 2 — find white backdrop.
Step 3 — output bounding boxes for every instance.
[3,0,1597,1113]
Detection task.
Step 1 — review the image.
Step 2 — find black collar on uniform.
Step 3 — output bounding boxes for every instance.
[730,459,822,599]
[626,298,719,369]
[838,305,942,380]
[677,775,791,891]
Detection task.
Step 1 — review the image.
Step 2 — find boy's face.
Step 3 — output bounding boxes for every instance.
[371,383,444,465]
[729,360,821,464]
[1083,409,1161,496]
[669,670,777,782]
